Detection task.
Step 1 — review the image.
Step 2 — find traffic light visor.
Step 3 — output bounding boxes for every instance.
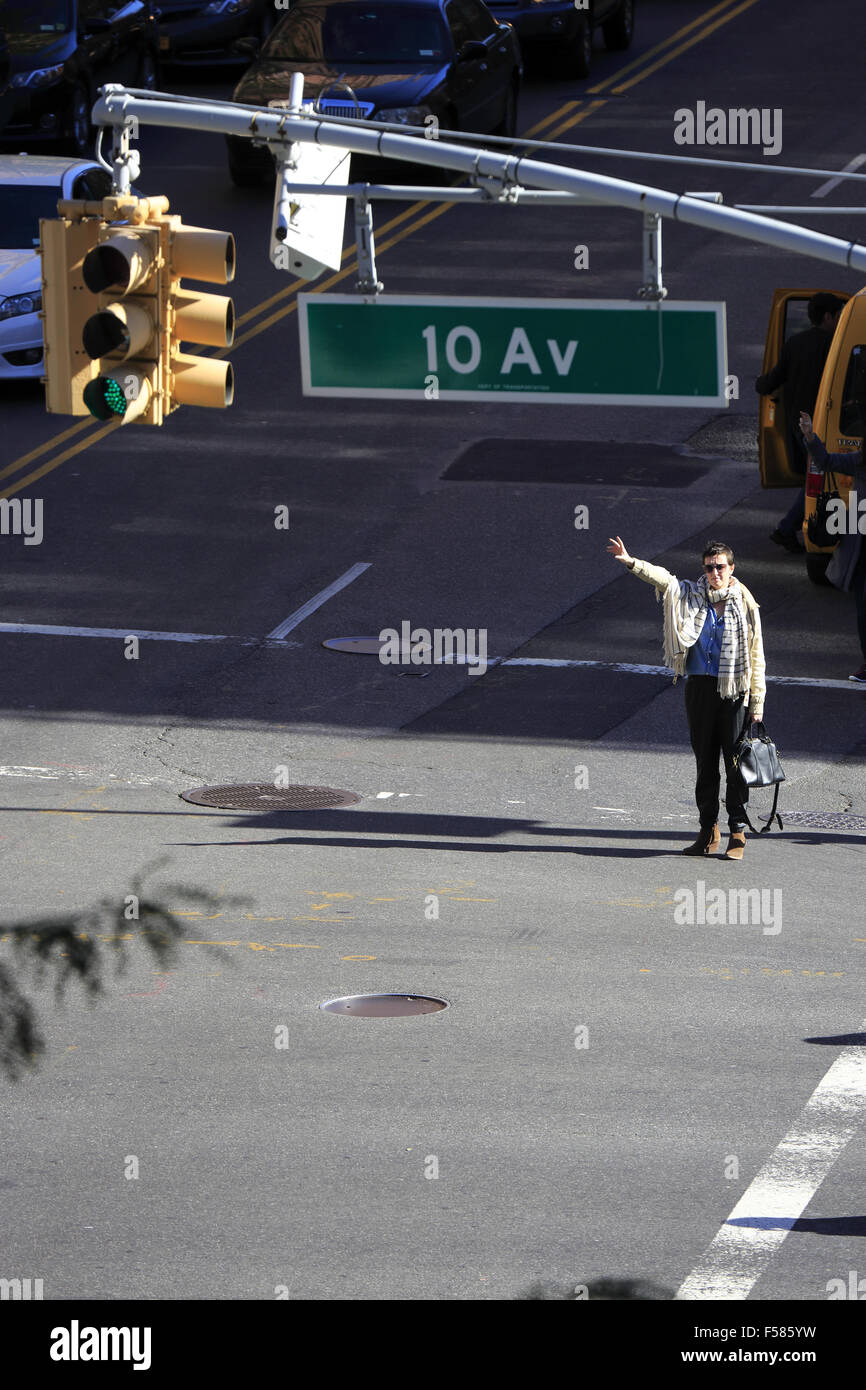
[82,230,156,294]
[82,302,154,360]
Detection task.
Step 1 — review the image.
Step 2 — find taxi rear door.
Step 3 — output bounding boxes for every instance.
[813,287,866,453]
[758,288,849,487]
[804,289,866,573]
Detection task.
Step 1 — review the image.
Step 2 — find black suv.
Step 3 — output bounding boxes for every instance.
[487,0,634,77]
[0,1,159,156]
[154,0,276,69]
[227,0,523,186]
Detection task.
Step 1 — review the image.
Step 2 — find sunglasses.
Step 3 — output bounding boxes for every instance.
[704,562,729,571]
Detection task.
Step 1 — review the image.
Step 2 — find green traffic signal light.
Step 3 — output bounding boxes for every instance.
[83,375,128,420]
[82,369,151,423]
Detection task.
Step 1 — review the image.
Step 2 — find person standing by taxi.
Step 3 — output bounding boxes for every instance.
[799,409,866,683]
[755,293,845,553]
[606,537,766,860]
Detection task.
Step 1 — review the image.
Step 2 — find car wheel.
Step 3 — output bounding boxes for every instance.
[496,81,518,138]
[68,83,93,156]
[562,16,593,79]
[602,0,635,51]
[137,47,158,90]
[805,551,833,586]
[227,134,267,187]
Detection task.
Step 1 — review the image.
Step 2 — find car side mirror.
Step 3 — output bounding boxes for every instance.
[234,35,260,59]
[456,40,487,63]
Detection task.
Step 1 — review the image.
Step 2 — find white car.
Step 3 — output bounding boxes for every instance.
[0,154,113,381]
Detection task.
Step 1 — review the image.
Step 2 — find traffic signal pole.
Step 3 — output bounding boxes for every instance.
[91,83,866,278]
[39,81,866,423]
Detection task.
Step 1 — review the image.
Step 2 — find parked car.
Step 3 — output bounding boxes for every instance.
[226,0,522,187]
[154,0,276,69]
[0,1,159,157]
[487,0,634,77]
[0,154,113,380]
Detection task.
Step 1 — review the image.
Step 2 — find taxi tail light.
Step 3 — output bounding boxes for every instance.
[805,459,825,497]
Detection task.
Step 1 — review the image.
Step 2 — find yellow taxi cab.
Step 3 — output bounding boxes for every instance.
[758,287,859,585]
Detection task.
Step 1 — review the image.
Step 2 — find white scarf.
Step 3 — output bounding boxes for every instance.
[657,573,750,698]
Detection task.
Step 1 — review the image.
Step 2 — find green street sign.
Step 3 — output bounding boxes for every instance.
[298,294,727,406]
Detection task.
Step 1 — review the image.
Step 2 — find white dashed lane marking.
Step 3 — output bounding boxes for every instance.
[266,563,371,640]
[0,765,166,785]
[676,1026,866,1299]
[0,628,861,694]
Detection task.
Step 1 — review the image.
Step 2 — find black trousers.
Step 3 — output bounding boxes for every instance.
[684,676,750,832]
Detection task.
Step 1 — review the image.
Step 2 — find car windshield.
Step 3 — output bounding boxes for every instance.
[265,5,450,64]
[2,1,73,36]
[0,184,63,249]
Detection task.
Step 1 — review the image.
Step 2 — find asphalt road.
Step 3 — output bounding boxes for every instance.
[1,0,865,1320]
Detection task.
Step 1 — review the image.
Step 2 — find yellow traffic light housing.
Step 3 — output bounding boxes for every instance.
[40,194,235,425]
[166,222,235,409]
[81,220,161,424]
[39,213,102,416]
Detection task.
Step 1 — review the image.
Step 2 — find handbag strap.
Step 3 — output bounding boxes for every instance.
[742,782,784,835]
[734,720,765,762]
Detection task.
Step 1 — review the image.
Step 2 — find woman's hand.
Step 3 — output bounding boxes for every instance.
[607,536,632,564]
[799,411,814,440]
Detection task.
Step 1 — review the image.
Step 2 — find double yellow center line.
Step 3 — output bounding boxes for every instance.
[2,0,758,500]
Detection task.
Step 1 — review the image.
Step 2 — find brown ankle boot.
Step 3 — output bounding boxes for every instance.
[723,831,746,861]
[682,823,721,855]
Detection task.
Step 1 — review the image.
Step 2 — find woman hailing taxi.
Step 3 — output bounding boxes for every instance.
[606,537,766,860]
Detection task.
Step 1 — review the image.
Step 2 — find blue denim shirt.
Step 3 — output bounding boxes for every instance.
[685,602,724,676]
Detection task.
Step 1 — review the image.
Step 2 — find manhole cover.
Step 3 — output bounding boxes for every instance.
[323,636,431,656]
[180,784,362,810]
[320,993,449,1016]
[780,811,866,831]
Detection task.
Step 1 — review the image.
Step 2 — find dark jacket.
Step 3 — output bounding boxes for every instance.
[756,326,836,474]
[804,432,866,483]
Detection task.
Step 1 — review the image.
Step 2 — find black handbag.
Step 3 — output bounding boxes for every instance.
[806,470,841,548]
[733,720,785,834]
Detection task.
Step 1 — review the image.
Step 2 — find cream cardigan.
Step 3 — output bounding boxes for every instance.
[626,557,766,719]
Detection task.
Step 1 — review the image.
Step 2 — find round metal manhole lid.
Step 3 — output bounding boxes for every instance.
[322,636,431,656]
[319,993,449,1017]
[179,783,363,810]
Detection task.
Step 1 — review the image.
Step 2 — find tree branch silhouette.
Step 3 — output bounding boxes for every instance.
[0,858,248,1080]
